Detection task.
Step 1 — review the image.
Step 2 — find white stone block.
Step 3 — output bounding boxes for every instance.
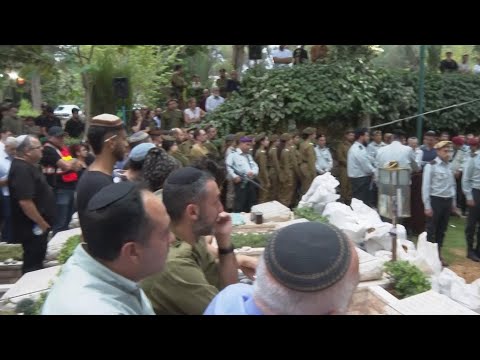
[250,201,292,222]
[46,228,82,261]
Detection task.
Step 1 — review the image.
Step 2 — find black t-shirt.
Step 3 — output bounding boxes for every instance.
[35,115,47,127]
[41,116,62,131]
[293,48,308,65]
[226,79,241,94]
[64,118,85,138]
[85,153,95,166]
[76,170,113,223]
[8,158,56,237]
[440,59,458,73]
[40,142,77,190]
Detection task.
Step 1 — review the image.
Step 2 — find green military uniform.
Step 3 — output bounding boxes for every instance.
[190,143,209,160]
[162,109,184,130]
[268,136,280,202]
[278,134,295,207]
[179,139,194,157]
[289,141,301,206]
[337,140,353,204]
[216,77,228,99]
[204,140,220,160]
[141,237,220,315]
[254,133,270,204]
[171,73,187,108]
[171,151,189,167]
[299,128,317,195]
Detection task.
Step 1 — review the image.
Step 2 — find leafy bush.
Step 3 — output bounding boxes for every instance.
[384,260,431,299]
[0,245,23,261]
[293,207,329,223]
[206,61,480,135]
[231,233,268,248]
[18,99,40,118]
[58,235,82,264]
[64,137,83,146]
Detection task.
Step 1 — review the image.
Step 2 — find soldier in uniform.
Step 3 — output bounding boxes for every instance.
[253,133,270,204]
[162,135,188,167]
[299,127,317,195]
[337,129,355,204]
[462,138,480,262]
[278,133,295,208]
[315,134,333,175]
[290,132,302,206]
[367,130,386,160]
[170,65,187,110]
[216,69,229,99]
[161,99,184,130]
[347,128,374,205]
[204,125,221,160]
[267,134,280,202]
[422,141,457,266]
[451,136,467,216]
[223,134,237,212]
[190,129,210,160]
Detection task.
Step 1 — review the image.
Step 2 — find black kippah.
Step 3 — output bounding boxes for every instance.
[264,222,352,292]
[87,181,136,211]
[167,167,203,185]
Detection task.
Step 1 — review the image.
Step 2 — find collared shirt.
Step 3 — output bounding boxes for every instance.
[347,141,374,178]
[375,141,419,172]
[366,141,386,159]
[450,147,467,173]
[422,157,456,210]
[204,283,263,315]
[42,244,154,315]
[153,116,161,129]
[462,154,480,201]
[412,148,423,168]
[226,151,259,180]
[272,49,293,68]
[140,237,220,315]
[0,152,13,196]
[205,95,225,112]
[314,146,333,174]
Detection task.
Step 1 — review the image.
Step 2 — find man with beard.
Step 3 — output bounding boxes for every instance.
[141,167,257,315]
[75,114,128,226]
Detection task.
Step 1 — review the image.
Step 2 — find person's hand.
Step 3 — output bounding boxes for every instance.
[424,209,433,217]
[452,207,461,216]
[234,176,241,184]
[40,222,51,233]
[455,171,461,180]
[214,212,232,247]
[236,255,258,280]
[247,171,254,178]
[467,199,476,207]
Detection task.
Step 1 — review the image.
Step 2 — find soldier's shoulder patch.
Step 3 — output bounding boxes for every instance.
[429,160,437,165]
[359,145,363,150]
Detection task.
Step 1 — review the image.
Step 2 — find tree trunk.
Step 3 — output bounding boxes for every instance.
[30,70,42,111]
[427,45,442,72]
[232,45,245,74]
[82,72,94,141]
[360,113,371,128]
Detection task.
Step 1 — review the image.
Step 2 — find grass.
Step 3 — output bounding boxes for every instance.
[443,216,467,264]
[0,245,23,262]
[231,233,269,248]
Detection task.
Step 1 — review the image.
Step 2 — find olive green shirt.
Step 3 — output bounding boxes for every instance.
[140,237,220,315]
[162,109,184,130]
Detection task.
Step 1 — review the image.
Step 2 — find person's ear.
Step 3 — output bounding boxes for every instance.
[186,203,200,221]
[120,241,142,265]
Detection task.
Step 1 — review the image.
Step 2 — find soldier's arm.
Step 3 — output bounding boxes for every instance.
[358,149,375,175]
[307,145,316,173]
[462,157,475,201]
[337,145,347,166]
[326,149,333,172]
[422,164,433,210]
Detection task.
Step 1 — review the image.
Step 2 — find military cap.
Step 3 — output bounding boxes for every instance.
[239,136,253,143]
[255,132,267,142]
[269,134,279,142]
[468,138,479,146]
[280,133,291,141]
[264,222,352,292]
[234,132,247,141]
[434,140,452,149]
[451,136,464,146]
[91,114,123,127]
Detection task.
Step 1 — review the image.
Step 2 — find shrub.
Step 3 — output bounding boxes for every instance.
[384,260,431,299]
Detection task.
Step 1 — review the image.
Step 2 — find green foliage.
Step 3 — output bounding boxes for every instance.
[64,137,83,147]
[384,260,431,299]
[0,244,23,261]
[58,235,82,264]
[207,60,480,135]
[18,99,39,117]
[15,298,36,315]
[293,207,329,223]
[31,291,48,315]
[231,233,269,248]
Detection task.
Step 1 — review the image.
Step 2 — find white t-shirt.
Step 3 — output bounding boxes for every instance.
[184,107,201,122]
[272,48,293,68]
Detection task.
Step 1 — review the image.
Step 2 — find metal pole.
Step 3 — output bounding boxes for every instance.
[122,98,127,127]
[416,45,426,141]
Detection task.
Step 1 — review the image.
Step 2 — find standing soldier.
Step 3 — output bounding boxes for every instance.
[315,134,333,175]
[223,134,237,212]
[450,136,467,216]
[171,65,187,110]
[268,134,280,202]
[462,138,480,262]
[347,128,374,205]
[290,132,302,206]
[204,125,221,160]
[367,130,386,161]
[162,99,184,130]
[299,127,317,194]
[253,133,270,204]
[337,129,355,204]
[422,141,456,267]
[278,134,295,208]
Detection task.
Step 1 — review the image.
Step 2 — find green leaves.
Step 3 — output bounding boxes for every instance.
[384,260,431,299]
[58,235,82,265]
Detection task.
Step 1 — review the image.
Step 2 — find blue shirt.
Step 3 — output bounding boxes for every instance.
[204,283,263,315]
[42,244,155,315]
[421,145,437,166]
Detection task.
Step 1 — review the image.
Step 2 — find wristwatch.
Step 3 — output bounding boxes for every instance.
[218,244,235,255]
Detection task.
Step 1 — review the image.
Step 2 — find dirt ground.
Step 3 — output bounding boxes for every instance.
[448,249,480,283]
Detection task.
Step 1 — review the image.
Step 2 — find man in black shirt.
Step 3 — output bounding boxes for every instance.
[226,70,241,98]
[38,106,62,138]
[293,45,309,65]
[64,108,85,138]
[40,126,82,235]
[9,135,55,274]
[76,114,128,226]
[440,52,459,73]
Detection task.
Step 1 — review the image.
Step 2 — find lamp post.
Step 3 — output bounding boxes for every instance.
[416,45,426,141]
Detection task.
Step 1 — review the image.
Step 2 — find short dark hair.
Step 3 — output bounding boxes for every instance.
[193,128,204,140]
[87,125,123,155]
[162,169,214,223]
[72,108,79,114]
[392,129,406,141]
[162,139,176,153]
[354,128,368,140]
[190,157,226,188]
[82,184,154,261]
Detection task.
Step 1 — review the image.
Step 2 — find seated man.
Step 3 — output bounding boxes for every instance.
[141,167,257,315]
[204,222,360,315]
[42,182,173,315]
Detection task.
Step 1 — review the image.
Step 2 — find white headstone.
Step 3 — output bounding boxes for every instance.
[46,228,82,261]
[250,201,292,222]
